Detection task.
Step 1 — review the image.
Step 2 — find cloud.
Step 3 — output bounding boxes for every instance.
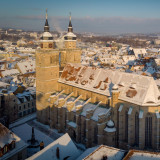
[3,15,160,34]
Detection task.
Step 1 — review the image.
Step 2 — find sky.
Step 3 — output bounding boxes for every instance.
[0,0,160,34]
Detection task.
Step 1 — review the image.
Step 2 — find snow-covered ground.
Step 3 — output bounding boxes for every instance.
[9,113,36,129]
[11,123,54,147]
[11,123,55,157]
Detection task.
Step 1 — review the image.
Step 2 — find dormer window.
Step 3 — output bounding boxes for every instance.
[118,82,124,87]
[89,74,94,80]
[3,145,8,154]
[126,89,137,98]
[130,83,136,89]
[103,77,108,83]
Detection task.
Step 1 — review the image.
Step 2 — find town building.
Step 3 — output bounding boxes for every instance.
[0,81,36,126]
[0,123,27,160]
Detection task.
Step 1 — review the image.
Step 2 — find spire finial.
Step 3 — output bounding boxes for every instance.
[46,8,48,20]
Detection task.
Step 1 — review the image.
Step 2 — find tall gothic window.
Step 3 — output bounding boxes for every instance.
[83,120,86,142]
[94,125,98,144]
[125,111,128,142]
[135,112,139,146]
[65,109,67,129]
[145,114,152,147]
[73,114,76,123]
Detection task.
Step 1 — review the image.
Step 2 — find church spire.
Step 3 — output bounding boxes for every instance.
[44,8,49,32]
[68,12,73,32]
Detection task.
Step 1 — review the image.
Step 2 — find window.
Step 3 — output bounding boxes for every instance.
[135,112,139,146]
[19,112,22,117]
[125,111,128,142]
[73,114,76,123]
[3,145,8,154]
[19,106,21,110]
[83,120,86,141]
[23,111,26,116]
[94,125,98,144]
[28,103,30,108]
[145,114,152,147]
[18,152,22,160]
[49,43,52,48]
[24,105,26,109]
[41,43,43,48]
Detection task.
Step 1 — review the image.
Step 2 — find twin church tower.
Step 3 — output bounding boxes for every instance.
[36,10,81,123]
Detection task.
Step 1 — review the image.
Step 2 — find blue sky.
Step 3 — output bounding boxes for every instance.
[0,0,160,34]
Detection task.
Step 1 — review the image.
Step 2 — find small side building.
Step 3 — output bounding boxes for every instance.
[0,123,28,160]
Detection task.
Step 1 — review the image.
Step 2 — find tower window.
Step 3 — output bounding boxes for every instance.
[49,43,52,48]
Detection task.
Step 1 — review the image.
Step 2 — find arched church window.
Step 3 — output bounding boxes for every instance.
[145,113,152,148]
[135,112,139,146]
[94,125,98,144]
[125,110,128,142]
[83,120,86,141]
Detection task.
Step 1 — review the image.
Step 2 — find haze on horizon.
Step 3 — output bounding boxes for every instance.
[0,0,160,35]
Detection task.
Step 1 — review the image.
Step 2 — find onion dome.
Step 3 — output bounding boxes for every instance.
[41,9,53,41]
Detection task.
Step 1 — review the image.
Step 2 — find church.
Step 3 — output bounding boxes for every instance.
[36,11,160,150]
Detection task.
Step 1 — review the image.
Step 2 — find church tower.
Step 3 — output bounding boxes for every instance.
[36,9,59,124]
[60,13,82,70]
[64,14,77,49]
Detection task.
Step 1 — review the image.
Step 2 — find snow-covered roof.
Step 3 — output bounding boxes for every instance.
[104,120,116,133]
[1,69,19,77]
[77,145,125,160]
[65,32,76,38]
[17,60,35,74]
[42,32,53,38]
[27,133,80,160]
[133,48,146,58]
[59,63,160,106]
[0,81,9,88]
[124,150,160,160]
